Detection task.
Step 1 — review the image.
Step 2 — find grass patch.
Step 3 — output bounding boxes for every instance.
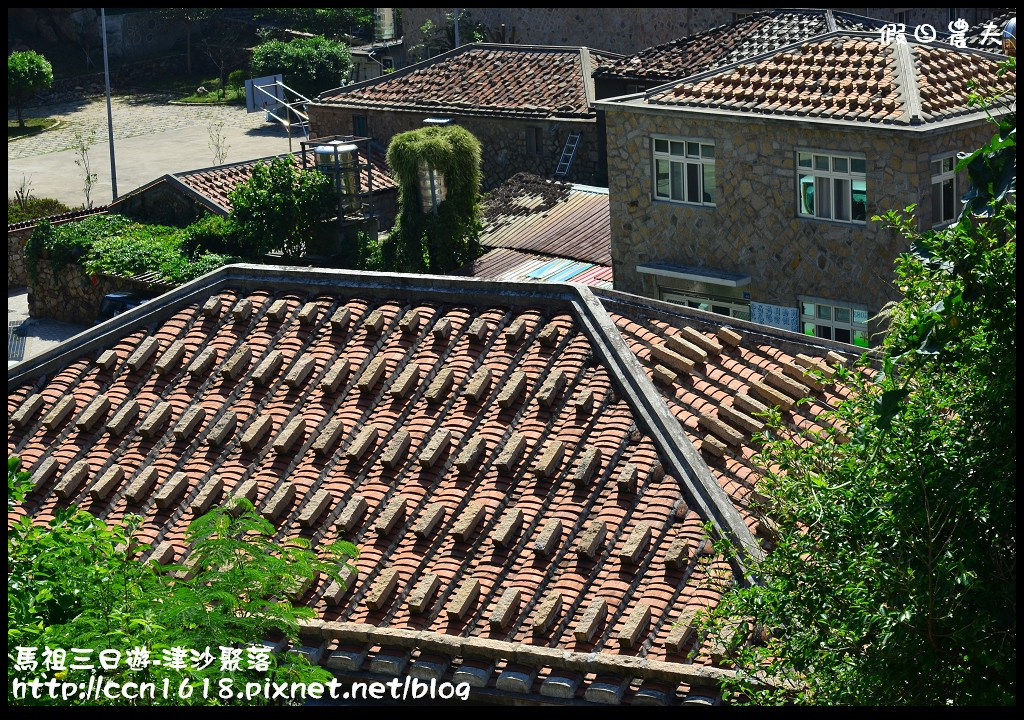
[8,117,59,140]
[172,77,246,104]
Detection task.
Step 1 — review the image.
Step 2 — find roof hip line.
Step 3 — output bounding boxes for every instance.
[572,286,763,575]
[892,40,923,124]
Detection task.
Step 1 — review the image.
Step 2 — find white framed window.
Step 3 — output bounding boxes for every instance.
[652,136,716,206]
[800,297,870,347]
[797,151,868,223]
[930,154,959,227]
[526,126,543,155]
[662,290,750,321]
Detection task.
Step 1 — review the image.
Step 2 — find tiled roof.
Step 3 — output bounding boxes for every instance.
[640,33,1015,126]
[481,174,611,265]
[964,12,1014,51]
[459,247,613,289]
[316,44,622,120]
[594,9,885,84]
[8,266,863,704]
[174,149,397,215]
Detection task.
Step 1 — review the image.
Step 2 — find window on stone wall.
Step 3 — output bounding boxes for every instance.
[526,126,543,155]
[800,297,870,347]
[353,115,368,137]
[651,136,716,206]
[797,151,867,223]
[930,154,959,227]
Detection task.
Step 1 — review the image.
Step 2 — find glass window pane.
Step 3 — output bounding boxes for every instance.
[655,159,670,197]
[815,176,832,219]
[942,178,955,222]
[817,304,832,320]
[835,327,852,344]
[834,178,851,221]
[687,163,700,203]
[798,152,813,168]
[671,162,684,201]
[817,325,832,340]
[801,301,816,317]
[814,155,830,171]
[853,309,869,325]
[803,322,816,336]
[835,307,851,323]
[670,141,686,156]
[799,175,815,216]
[851,158,866,173]
[931,181,943,225]
[703,164,716,204]
[655,138,668,153]
[931,159,942,175]
[712,305,730,316]
[833,156,849,173]
[943,157,954,173]
[852,179,867,221]
[701,144,715,159]
[853,330,870,347]
[687,142,700,158]
[734,308,751,321]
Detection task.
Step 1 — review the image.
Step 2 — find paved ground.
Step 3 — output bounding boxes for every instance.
[8,287,87,368]
[8,91,301,366]
[8,91,296,208]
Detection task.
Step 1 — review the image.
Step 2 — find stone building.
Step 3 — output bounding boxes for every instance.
[596,32,1014,345]
[307,43,623,190]
[399,7,1002,58]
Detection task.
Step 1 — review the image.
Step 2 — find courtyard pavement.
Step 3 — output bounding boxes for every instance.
[8,91,295,209]
[8,90,299,366]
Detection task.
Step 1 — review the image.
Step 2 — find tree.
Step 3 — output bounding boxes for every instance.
[705,63,1016,705]
[158,9,217,76]
[410,11,488,62]
[228,157,336,258]
[253,9,375,40]
[382,125,484,273]
[8,456,358,707]
[250,35,352,100]
[8,50,54,128]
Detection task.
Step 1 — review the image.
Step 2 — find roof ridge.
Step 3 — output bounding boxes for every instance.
[892,39,923,125]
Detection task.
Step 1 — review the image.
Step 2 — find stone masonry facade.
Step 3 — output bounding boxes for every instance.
[400,8,1001,58]
[309,106,603,190]
[605,106,994,329]
[28,260,169,326]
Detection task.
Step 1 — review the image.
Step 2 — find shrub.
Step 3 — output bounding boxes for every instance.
[250,35,351,100]
[7,197,72,225]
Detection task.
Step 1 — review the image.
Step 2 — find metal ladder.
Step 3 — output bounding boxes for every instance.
[554,131,581,177]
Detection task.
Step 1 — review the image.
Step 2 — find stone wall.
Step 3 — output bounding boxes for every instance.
[605,106,994,330]
[400,8,1001,58]
[310,105,603,189]
[28,259,169,326]
[110,180,210,227]
[8,209,110,290]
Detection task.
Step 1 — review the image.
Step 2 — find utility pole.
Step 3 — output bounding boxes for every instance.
[101,8,118,200]
[454,8,461,47]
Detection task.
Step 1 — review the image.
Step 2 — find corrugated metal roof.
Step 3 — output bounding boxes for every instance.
[480,182,611,265]
[461,248,613,288]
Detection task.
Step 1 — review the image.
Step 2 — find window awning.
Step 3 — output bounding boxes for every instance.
[636,262,751,287]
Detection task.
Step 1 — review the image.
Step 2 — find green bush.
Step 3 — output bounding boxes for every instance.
[25,214,234,285]
[7,197,72,225]
[228,157,336,258]
[180,213,247,258]
[250,35,351,100]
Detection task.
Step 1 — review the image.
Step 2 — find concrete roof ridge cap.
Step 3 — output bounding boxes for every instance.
[567,283,762,577]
